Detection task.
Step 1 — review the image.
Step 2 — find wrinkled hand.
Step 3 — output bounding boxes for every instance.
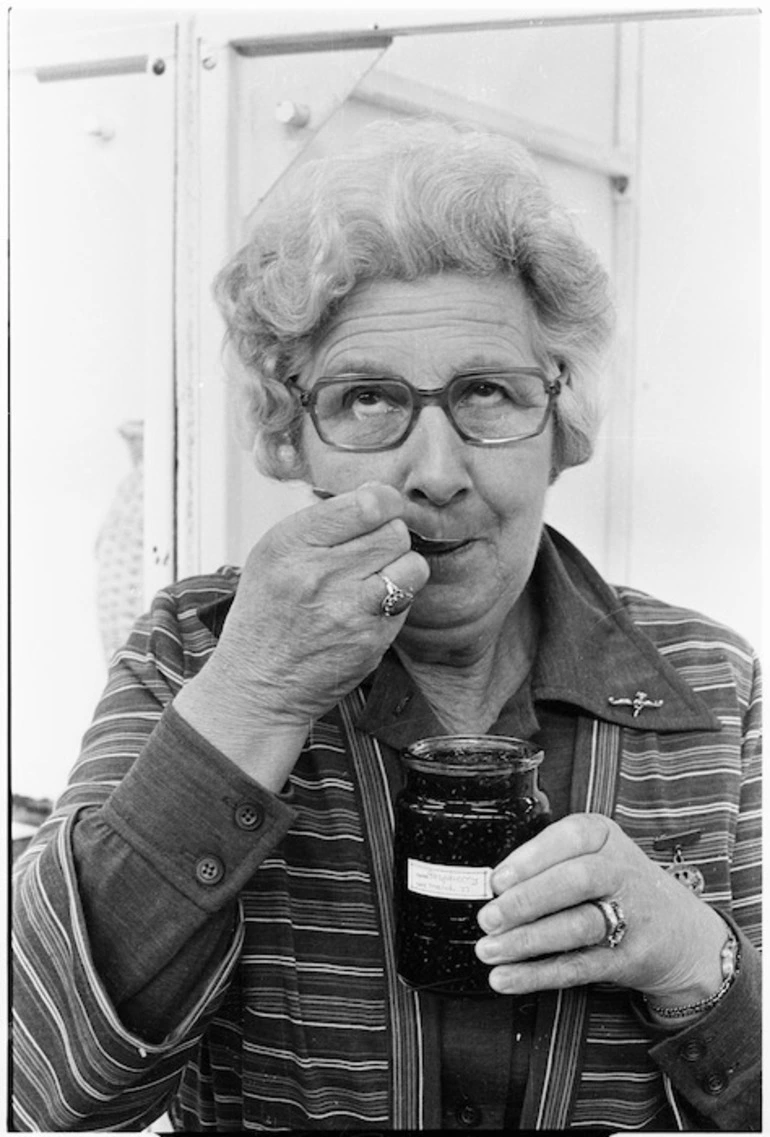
[205,482,429,731]
[475,814,726,1003]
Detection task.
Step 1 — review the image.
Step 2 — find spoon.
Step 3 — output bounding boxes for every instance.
[310,487,466,551]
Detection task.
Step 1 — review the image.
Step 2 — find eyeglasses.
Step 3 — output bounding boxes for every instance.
[296,369,561,452]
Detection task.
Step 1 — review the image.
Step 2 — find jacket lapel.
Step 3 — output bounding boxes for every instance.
[520,717,621,1129]
[341,689,425,1130]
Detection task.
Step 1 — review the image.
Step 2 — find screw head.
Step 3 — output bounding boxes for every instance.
[152,58,166,76]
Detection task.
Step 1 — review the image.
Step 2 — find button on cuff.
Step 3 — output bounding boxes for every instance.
[679,1037,707,1062]
[701,1066,729,1096]
[234,801,265,831]
[195,854,225,885]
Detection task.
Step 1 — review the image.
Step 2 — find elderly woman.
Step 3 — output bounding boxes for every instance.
[13,121,760,1132]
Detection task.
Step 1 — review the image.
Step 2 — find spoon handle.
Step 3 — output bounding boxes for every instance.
[309,486,461,546]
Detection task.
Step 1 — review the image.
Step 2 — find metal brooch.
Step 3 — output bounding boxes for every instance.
[607,691,665,718]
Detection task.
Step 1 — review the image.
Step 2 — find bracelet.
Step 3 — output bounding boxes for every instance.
[644,930,739,1020]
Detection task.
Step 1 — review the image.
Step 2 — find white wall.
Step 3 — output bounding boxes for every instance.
[630,15,761,646]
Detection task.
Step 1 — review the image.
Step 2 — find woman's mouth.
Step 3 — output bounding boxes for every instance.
[409,531,473,557]
[310,488,472,557]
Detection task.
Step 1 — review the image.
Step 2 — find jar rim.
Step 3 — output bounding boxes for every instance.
[403,734,544,772]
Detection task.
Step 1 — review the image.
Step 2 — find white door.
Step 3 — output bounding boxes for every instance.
[10,18,177,798]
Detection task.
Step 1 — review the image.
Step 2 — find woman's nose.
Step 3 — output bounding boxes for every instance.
[399,406,473,507]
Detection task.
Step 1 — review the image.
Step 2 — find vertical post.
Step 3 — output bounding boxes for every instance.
[173,15,202,580]
[142,26,178,602]
[175,17,242,579]
[603,20,641,585]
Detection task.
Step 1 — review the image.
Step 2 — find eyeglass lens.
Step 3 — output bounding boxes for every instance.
[311,372,550,449]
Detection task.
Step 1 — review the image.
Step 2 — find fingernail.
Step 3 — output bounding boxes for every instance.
[355,485,382,520]
[489,969,509,994]
[478,903,502,933]
[475,936,501,963]
[492,868,514,892]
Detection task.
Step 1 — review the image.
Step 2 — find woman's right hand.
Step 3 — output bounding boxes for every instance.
[174,483,429,786]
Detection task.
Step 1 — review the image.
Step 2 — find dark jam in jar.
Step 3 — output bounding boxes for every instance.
[394,735,550,995]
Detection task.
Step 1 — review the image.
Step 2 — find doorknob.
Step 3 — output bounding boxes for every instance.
[275,101,311,128]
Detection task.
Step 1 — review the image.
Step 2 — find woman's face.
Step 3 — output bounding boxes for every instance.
[299,273,554,639]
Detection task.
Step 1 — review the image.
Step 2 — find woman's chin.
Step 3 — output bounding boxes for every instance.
[404,582,498,636]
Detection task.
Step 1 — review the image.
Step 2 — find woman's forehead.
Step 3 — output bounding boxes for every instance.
[309,273,536,379]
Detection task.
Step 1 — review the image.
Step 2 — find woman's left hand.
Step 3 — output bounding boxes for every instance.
[475,813,727,1003]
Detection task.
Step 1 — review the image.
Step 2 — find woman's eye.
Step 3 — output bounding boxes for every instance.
[470,382,503,398]
[344,385,394,415]
[458,375,540,408]
[355,389,385,406]
[462,379,510,403]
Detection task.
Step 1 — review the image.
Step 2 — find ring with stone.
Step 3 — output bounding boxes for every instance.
[378,573,415,618]
[591,898,628,949]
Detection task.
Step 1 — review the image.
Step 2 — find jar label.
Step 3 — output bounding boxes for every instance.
[407,858,493,900]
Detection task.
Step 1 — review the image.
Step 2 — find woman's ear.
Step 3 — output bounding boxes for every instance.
[275,438,309,481]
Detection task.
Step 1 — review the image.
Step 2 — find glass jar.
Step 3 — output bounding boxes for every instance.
[393,735,550,995]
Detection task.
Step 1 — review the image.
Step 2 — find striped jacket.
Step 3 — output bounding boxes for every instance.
[12,528,761,1130]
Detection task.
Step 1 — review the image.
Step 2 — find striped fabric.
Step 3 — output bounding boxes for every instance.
[526,720,620,1131]
[172,705,396,1130]
[341,694,426,1130]
[12,539,761,1131]
[568,591,762,1131]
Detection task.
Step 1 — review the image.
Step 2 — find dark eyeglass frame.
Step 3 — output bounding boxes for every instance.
[294,368,562,452]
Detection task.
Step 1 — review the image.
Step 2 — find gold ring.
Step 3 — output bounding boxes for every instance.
[378,573,415,617]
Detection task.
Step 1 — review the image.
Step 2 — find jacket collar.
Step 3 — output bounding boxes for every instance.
[196,525,720,743]
[527,527,720,732]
